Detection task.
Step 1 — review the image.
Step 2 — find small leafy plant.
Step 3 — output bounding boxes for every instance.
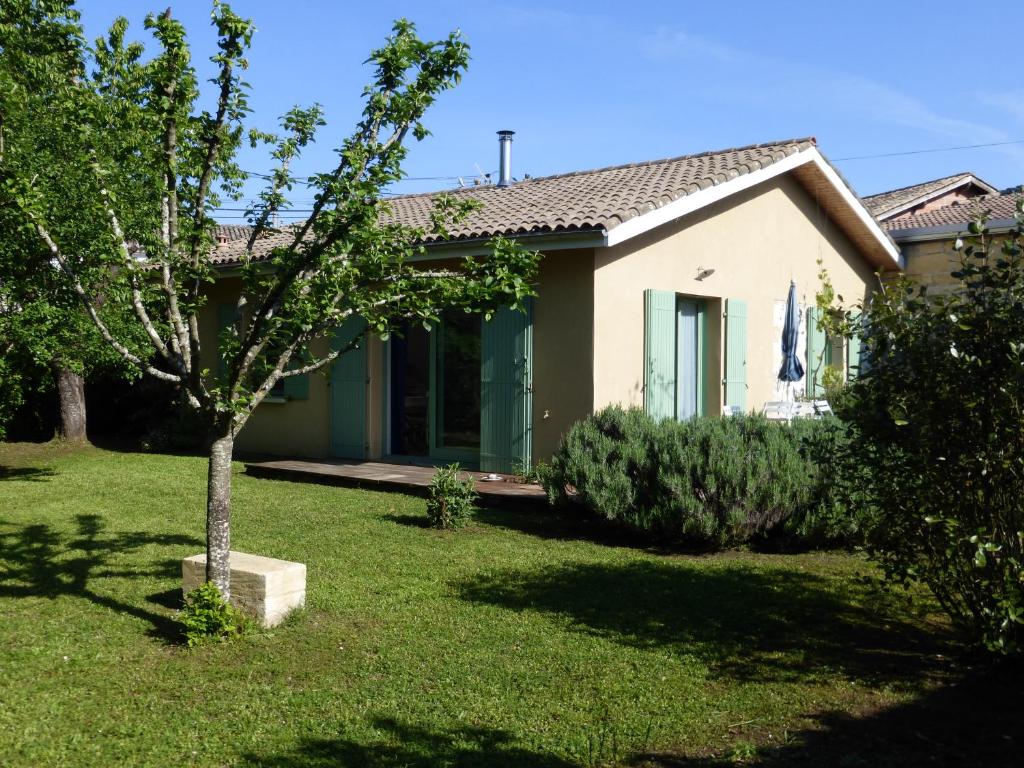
[179,581,248,647]
[426,463,478,529]
[511,458,550,485]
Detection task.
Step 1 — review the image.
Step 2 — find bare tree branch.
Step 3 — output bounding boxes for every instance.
[29,214,181,383]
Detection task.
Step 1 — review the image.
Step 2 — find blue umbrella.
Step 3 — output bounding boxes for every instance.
[778,280,804,383]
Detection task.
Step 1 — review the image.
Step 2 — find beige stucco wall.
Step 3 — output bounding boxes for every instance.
[531,249,595,461]
[200,276,333,459]
[200,248,595,463]
[592,174,880,416]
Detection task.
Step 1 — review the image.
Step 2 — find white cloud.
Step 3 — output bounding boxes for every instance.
[640,26,746,64]
[636,26,1024,170]
[977,90,1024,123]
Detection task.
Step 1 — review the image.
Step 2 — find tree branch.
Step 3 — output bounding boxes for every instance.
[29,214,181,383]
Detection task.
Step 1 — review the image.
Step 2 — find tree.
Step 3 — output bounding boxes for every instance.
[0,0,144,443]
[0,2,539,599]
[832,209,1024,654]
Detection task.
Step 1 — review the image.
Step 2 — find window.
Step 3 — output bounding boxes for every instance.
[644,290,706,420]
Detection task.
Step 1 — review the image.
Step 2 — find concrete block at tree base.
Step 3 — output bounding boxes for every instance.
[182,551,306,628]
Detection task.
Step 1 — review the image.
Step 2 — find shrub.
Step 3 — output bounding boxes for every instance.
[426,463,478,529]
[837,212,1024,654]
[179,581,248,647]
[544,407,853,548]
[787,415,871,545]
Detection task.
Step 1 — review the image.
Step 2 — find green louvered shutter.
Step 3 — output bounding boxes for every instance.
[480,300,533,474]
[806,307,827,397]
[282,370,309,400]
[847,312,862,382]
[644,289,676,420]
[217,303,235,382]
[723,299,747,411]
[329,317,368,459]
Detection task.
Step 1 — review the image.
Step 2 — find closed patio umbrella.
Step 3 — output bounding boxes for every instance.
[778,280,804,397]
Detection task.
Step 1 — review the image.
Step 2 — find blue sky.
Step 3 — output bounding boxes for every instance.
[78,1,1024,222]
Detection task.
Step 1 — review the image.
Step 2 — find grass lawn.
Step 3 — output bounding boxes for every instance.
[0,442,1020,767]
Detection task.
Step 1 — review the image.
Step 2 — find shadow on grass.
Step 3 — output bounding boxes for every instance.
[243,716,577,767]
[474,506,682,553]
[458,560,951,687]
[0,513,200,643]
[636,661,1023,768]
[382,512,432,529]
[0,465,56,482]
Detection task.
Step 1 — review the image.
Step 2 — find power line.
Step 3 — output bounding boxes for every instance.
[241,168,488,182]
[834,138,1024,162]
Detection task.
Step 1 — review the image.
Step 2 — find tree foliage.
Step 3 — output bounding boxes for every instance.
[0,2,540,598]
[0,1,145,437]
[836,208,1024,653]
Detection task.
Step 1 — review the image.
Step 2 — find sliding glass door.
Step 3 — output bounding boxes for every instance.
[387,312,482,466]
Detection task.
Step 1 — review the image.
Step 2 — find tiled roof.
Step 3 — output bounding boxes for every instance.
[211,138,817,264]
[214,224,253,242]
[386,138,817,242]
[883,193,1022,233]
[863,172,995,219]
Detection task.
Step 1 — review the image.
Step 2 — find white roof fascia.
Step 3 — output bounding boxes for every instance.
[877,175,1000,221]
[604,146,902,269]
[807,148,903,269]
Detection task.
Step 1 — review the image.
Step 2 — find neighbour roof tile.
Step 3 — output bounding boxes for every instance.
[214,224,253,242]
[883,192,1022,233]
[863,172,995,219]
[211,138,817,265]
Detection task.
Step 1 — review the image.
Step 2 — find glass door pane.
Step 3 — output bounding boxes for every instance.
[676,300,699,420]
[435,312,481,452]
[389,324,430,456]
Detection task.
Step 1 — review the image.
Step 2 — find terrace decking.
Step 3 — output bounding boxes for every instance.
[243,458,548,511]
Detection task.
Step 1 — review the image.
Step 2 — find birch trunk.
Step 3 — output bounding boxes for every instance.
[206,433,234,598]
[56,366,88,444]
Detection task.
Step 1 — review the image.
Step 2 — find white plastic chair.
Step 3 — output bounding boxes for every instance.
[812,399,833,416]
[792,402,817,419]
[721,405,743,417]
[762,401,795,422]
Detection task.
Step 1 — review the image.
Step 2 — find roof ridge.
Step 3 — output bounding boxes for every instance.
[383,137,818,202]
[864,172,978,200]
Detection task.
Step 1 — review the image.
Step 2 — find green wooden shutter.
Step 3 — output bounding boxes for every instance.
[806,307,826,397]
[282,370,309,400]
[217,303,235,382]
[480,300,533,474]
[644,289,676,420]
[329,316,368,459]
[723,299,747,411]
[847,312,862,382]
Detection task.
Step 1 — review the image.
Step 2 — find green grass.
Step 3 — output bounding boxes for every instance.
[0,442,1019,767]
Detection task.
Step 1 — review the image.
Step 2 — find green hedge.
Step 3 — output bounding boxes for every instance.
[543,407,860,548]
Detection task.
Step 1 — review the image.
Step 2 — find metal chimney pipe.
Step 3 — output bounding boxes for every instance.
[497,130,515,187]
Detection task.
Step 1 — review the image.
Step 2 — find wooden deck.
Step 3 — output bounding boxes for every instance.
[243,458,548,511]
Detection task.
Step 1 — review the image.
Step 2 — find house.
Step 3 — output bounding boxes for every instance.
[865,175,1019,294]
[863,172,997,224]
[205,136,900,472]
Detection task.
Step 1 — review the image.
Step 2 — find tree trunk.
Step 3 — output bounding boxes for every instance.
[56,366,88,443]
[206,433,234,598]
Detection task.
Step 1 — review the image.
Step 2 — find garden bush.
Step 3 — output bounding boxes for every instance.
[837,211,1024,654]
[544,406,854,548]
[426,463,478,529]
